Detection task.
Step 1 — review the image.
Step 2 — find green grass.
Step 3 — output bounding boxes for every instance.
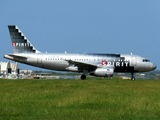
[0,78,160,120]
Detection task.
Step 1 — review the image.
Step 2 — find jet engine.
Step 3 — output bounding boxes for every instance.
[90,68,114,77]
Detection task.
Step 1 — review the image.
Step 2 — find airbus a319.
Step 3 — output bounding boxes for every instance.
[4,25,157,80]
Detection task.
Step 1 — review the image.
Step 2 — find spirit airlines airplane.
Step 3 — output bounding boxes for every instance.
[4,25,157,80]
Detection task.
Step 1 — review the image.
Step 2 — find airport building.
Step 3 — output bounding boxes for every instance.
[0,62,19,75]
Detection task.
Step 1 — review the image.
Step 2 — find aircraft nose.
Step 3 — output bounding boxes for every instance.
[151,63,157,70]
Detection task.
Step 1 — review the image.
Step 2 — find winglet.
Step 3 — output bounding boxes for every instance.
[8,25,41,53]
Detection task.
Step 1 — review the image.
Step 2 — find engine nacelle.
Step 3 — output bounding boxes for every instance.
[65,66,78,72]
[90,68,114,77]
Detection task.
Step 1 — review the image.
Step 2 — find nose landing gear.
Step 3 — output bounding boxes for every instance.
[131,72,135,80]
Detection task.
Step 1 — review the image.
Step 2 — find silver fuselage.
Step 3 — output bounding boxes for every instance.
[4,53,156,73]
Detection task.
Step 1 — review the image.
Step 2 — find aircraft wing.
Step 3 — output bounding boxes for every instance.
[65,59,115,71]
[65,59,99,71]
[67,59,97,66]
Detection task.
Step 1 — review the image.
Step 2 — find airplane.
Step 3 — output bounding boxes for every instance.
[4,25,157,80]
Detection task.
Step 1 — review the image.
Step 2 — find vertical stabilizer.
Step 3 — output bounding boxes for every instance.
[8,25,40,53]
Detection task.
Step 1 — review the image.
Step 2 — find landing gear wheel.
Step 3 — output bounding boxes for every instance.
[131,77,135,81]
[81,74,86,80]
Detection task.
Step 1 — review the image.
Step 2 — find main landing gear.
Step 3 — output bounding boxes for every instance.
[80,73,136,80]
[131,72,135,81]
[81,74,86,80]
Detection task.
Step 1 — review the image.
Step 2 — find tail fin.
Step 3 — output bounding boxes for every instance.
[8,25,41,53]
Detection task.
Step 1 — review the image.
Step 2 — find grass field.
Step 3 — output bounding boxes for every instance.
[0,78,160,120]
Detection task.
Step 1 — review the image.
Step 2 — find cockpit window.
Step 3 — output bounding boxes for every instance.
[143,59,150,62]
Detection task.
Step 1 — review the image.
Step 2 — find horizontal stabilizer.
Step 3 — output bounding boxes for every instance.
[4,54,27,61]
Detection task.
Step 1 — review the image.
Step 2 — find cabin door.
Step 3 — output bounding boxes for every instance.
[37,55,42,64]
[131,56,137,66]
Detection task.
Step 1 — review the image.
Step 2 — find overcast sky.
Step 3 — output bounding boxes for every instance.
[0,1,160,70]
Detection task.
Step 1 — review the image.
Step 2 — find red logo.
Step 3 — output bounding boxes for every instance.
[12,42,16,46]
[102,60,107,66]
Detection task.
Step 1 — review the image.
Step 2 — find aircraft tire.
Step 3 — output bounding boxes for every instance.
[131,77,135,81]
[81,74,86,80]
